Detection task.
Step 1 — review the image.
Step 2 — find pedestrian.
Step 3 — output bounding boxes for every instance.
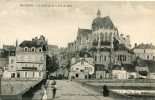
[51,80,57,98]
[42,86,47,100]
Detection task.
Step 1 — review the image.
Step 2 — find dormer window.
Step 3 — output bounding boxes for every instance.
[31,47,35,52]
[11,53,14,56]
[24,47,28,52]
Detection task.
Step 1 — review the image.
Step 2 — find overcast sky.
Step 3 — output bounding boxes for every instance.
[0,0,155,48]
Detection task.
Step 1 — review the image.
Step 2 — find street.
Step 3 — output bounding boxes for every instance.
[44,80,113,100]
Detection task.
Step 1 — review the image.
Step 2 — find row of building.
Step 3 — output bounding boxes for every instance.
[0,35,59,79]
[59,9,155,80]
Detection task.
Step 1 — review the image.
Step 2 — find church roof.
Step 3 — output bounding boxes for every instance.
[114,44,135,54]
[133,43,155,49]
[92,16,116,30]
[77,28,92,38]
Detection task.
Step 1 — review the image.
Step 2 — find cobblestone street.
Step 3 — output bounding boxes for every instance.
[44,80,113,100]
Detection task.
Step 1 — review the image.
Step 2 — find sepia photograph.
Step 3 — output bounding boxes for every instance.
[0,0,155,100]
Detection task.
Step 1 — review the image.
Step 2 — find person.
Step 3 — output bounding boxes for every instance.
[42,86,47,100]
[51,80,57,98]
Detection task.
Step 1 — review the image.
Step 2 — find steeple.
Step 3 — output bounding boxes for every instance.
[97,9,101,18]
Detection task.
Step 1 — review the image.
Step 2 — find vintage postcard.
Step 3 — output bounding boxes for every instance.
[0,0,155,100]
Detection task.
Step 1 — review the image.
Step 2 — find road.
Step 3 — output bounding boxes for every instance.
[44,80,113,100]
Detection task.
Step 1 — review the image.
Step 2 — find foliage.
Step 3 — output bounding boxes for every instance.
[46,55,59,73]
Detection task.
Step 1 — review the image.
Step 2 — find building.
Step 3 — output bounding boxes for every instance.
[70,59,94,79]
[15,35,48,79]
[95,64,106,79]
[133,43,155,60]
[112,65,127,79]
[66,9,135,75]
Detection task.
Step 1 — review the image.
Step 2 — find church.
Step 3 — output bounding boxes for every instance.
[67,9,135,78]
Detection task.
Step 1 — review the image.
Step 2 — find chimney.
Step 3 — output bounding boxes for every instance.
[135,43,137,47]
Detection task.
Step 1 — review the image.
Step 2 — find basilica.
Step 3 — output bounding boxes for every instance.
[67,9,135,79]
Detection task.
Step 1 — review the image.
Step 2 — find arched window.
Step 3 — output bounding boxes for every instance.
[105,33,108,41]
[100,56,102,63]
[39,48,42,52]
[31,47,35,52]
[11,53,14,56]
[24,47,28,52]
[94,55,97,61]
[118,55,120,61]
[104,55,106,61]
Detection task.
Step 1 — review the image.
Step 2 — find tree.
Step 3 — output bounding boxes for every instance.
[46,55,59,73]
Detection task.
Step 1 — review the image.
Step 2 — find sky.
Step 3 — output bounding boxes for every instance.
[0,0,155,48]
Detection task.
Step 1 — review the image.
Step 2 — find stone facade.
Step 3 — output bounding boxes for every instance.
[15,36,48,79]
[133,43,155,61]
[66,9,135,75]
[70,59,94,79]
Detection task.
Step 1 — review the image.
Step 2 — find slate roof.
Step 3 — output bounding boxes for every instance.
[112,65,122,70]
[19,40,47,51]
[95,64,105,71]
[19,41,41,48]
[71,59,93,66]
[137,60,155,73]
[79,51,92,58]
[78,29,92,36]
[92,16,116,30]
[122,64,136,72]
[134,43,155,49]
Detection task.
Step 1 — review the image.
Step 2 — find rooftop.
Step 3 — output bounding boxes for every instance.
[134,43,155,49]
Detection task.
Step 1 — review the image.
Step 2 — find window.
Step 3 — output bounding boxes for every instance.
[105,33,108,41]
[100,56,102,63]
[11,66,13,68]
[104,55,106,61]
[118,55,120,61]
[33,72,35,77]
[39,48,42,52]
[24,47,28,52]
[11,53,14,56]
[17,73,20,78]
[11,73,15,78]
[76,74,79,78]
[39,72,42,77]
[153,56,155,60]
[147,55,149,59]
[31,47,35,52]
[25,72,27,77]
[94,55,97,61]
[144,50,146,53]
[125,55,127,61]
[11,59,14,64]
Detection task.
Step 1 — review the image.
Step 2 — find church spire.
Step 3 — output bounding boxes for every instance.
[97,9,101,18]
